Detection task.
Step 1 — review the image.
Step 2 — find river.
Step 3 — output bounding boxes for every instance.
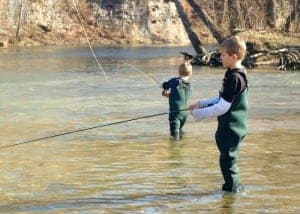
[0,46,299,213]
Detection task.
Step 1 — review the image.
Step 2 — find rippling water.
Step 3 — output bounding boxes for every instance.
[0,46,299,213]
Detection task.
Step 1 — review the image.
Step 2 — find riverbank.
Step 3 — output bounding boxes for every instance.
[239,31,300,49]
[0,28,299,50]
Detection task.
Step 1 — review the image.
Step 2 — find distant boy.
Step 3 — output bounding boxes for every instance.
[162,62,192,140]
[189,36,249,193]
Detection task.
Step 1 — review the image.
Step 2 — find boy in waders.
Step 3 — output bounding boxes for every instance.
[189,36,248,193]
[162,62,192,140]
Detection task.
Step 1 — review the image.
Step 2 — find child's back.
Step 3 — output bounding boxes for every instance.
[162,62,192,140]
[165,77,191,117]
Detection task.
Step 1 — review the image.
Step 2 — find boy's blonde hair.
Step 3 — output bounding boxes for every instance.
[220,36,247,60]
[178,62,192,77]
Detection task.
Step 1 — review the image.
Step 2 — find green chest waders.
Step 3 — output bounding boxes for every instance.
[215,89,249,192]
[169,81,191,139]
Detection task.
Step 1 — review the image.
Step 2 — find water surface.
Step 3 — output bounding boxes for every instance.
[0,46,299,213]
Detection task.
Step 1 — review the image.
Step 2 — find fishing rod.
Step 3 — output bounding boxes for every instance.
[0,109,189,150]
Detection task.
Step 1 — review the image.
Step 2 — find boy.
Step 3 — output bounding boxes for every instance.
[189,36,248,193]
[162,62,192,140]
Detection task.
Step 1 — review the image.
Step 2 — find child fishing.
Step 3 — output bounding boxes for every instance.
[189,36,249,193]
[162,61,192,140]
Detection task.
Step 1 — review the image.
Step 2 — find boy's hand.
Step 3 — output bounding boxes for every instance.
[162,90,170,97]
[188,103,200,110]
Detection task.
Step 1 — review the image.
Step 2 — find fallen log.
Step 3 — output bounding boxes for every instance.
[181,47,300,70]
[270,48,300,70]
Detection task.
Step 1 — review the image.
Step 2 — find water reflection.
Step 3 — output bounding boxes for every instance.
[220,193,240,214]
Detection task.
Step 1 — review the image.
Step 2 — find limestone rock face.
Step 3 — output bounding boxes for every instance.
[0,0,296,47]
[86,0,190,44]
[146,0,189,43]
[0,0,190,46]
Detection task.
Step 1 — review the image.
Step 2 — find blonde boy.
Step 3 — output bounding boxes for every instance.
[190,36,248,192]
[162,62,192,140]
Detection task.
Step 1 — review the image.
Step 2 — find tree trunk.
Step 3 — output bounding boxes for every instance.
[173,0,205,55]
[295,0,299,32]
[221,0,228,28]
[266,0,277,28]
[228,0,242,33]
[284,0,300,32]
[121,0,125,38]
[212,0,215,23]
[16,0,23,38]
[186,0,225,44]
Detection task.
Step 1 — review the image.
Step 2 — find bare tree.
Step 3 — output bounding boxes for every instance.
[228,0,242,32]
[266,0,277,28]
[294,0,299,32]
[186,0,225,43]
[284,0,300,32]
[221,0,228,29]
[121,0,125,38]
[174,0,205,55]
[16,0,23,38]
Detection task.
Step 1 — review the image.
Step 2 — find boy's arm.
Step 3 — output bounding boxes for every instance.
[191,98,231,121]
[162,80,170,89]
[188,96,219,109]
[200,96,220,107]
[191,75,241,121]
[161,79,171,97]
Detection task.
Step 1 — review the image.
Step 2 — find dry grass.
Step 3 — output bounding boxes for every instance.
[239,30,300,49]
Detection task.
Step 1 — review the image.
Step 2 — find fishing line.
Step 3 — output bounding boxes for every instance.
[72,0,108,80]
[0,109,188,150]
[118,60,161,86]
[2,4,192,150]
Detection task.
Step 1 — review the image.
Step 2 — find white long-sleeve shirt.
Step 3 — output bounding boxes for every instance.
[191,97,231,121]
[192,66,247,121]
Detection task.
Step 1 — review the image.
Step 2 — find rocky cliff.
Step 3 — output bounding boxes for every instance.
[0,0,191,47]
[0,0,298,48]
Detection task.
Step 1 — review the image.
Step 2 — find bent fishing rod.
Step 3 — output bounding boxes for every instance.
[0,109,189,150]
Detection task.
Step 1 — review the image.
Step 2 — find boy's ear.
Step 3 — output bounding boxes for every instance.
[232,53,239,60]
[185,59,193,65]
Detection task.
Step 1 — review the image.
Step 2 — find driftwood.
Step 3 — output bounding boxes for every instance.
[270,48,300,70]
[180,47,300,70]
[180,50,222,67]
